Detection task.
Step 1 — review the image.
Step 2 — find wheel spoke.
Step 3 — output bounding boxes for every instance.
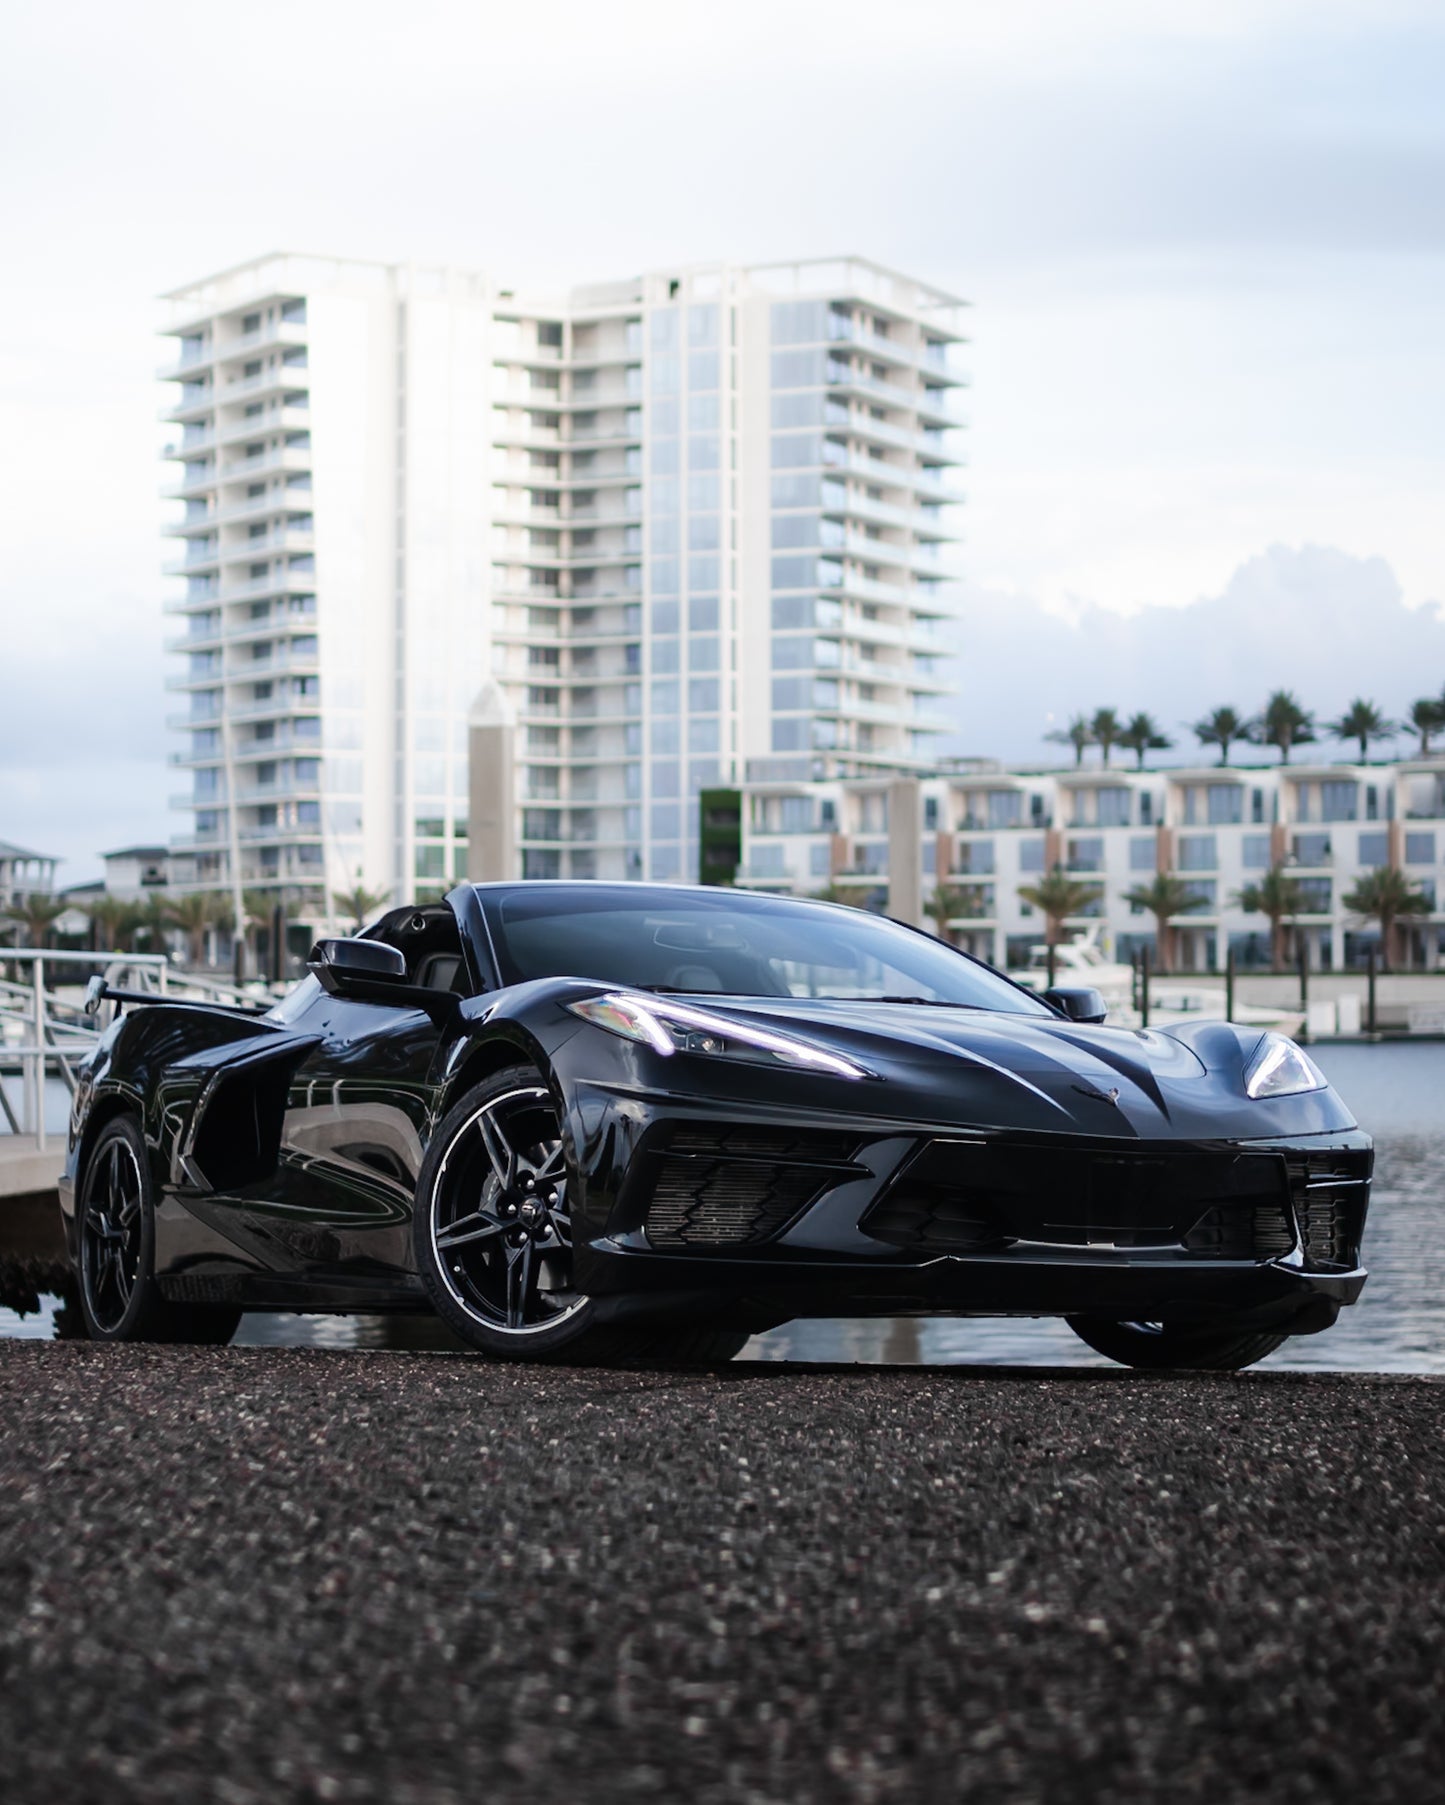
[526,1142,566,1182]
[477,1113,516,1188]
[504,1239,535,1329]
[435,1210,508,1251]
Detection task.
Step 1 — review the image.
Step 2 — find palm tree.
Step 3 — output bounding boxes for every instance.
[1253,690,1316,764]
[1327,698,1397,762]
[1231,866,1303,972]
[1118,711,1173,770]
[1342,867,1432,971]
[85,895,132,953]
[134,892,173,956]
[332,879,390,934]
[1090,708,1124,769]
[925,885,966,944]
[1017,866,1102,950]
[1121,873,1207,975]
[1045,714,1094,767]
[166,892,221,968]
[1406,696,1445,757]
[1191,705,1248,767]
[3,892,66,949]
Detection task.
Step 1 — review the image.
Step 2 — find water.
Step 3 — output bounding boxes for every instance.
[5,1044,1442,1371]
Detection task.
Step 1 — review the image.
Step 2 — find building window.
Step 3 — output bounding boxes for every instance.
[1321,781,1359,823]
[1177,834,1218,872]
[1405,832,1437,865]
[1068,838,1104,873]
[1207,785,1242,825]
[1097,787,1130,827]
[1018,838,1045,874]
[1357,831,1389,867]
[1129,837,1156,872]
[1241,834,1272,869]
[1293,833,1332,867]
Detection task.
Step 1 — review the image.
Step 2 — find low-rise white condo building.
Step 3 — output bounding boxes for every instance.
[738,758,1445,970]
[159,254,966,912]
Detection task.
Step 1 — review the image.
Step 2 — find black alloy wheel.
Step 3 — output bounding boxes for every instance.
[1066,1316,1288,1371]
[77,1115,241,1345]
[79,1126,145,1335]
[415,1067,751,1365]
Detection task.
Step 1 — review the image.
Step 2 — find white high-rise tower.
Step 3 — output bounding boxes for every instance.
[160,254,966,911]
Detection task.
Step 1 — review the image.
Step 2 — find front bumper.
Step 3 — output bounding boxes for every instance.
[564,1081,1371,1335]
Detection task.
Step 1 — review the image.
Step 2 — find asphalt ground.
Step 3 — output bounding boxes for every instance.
[2,1344,1444,1805]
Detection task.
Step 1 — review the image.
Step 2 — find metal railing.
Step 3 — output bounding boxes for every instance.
[0,950,265,1150]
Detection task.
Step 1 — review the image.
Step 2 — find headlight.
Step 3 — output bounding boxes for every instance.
[566,992,872,1080]
[1244,1033,1325,1100]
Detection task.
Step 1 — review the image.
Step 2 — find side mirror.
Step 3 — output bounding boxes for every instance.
[308,938,407,999]
[1043,986,1108,1025]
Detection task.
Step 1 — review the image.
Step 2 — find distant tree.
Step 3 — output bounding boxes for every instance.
[1017,866,1102,950]
[1252,690,1316,764]
[1191,705,1249,767]
[2,892,66,949]
[1327,698,1397,762]
[1090,708,1124,769]
[925,885,966,945]
[166,892,223,968]
[1406,695,1445,757]
[1045,714,1094,767]
[85,895,132,953]
[332,879,390,934]
[134,892,173,956]
[1231,866,1304,973]
[1342,867,1432,972]
[1121,873,1207,975]
[1118,711,1173,770]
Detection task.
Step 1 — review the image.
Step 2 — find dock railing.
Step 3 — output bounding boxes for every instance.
[0,950,266,1151]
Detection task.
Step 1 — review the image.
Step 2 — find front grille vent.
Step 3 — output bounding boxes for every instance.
[1283,1151,1371,1268]
[643,1124,861,1250]
[1182,1202,1293,1260]
[864,1140,1298,1261]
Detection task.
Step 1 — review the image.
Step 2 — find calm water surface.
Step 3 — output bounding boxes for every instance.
[4,1043,1441,1372]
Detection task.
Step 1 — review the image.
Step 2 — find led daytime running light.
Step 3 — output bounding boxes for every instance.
[567,992,871,1080]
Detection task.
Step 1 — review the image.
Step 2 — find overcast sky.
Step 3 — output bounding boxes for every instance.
[2,0,1442,878]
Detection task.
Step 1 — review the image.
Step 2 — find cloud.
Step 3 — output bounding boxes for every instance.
[940,544,1445,760]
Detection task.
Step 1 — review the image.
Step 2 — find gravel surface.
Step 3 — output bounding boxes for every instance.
[1,1342,1444,1805]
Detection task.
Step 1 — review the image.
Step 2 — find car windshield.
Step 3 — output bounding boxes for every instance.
[480,885,1052,1016]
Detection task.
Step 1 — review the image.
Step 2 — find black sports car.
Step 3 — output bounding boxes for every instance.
[59,882,1370,1369]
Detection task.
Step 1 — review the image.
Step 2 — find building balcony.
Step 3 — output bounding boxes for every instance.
[218,526,314,562]
[162,546,221,577]
[215,571,317,604]
[157,318,307,382]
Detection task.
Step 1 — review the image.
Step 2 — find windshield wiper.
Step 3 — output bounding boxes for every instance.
[818,995,985,1008]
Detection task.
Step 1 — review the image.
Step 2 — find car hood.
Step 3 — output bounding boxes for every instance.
[679,996,1355,1140]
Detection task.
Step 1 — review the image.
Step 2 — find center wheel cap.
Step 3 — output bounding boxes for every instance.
[517,1198,544,1227]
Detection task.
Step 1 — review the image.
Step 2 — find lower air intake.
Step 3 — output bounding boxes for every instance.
[643,1125,859,1249]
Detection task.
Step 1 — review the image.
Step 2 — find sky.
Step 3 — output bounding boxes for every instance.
[1,0,1442,878]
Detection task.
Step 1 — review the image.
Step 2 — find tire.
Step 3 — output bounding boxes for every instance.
[415,1067,750,1367]
[1065,1316,1287,1372]
[77,1116,241,1347]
